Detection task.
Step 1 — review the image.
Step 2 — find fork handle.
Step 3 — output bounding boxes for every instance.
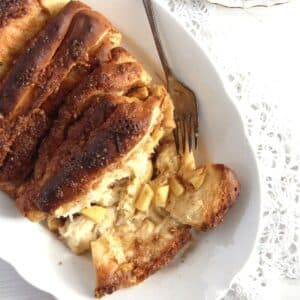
[143,0,172,79]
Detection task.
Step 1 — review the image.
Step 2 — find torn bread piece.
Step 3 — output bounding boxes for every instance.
[167,164,240,231]
[54,156,154,255]
[0,1,121,194]
[56,176,140,254]
[92,216,191,298]
[58,206,116,254]
[155,143,240,231]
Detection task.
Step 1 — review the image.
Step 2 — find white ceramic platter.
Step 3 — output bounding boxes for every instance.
[0,1,261,299]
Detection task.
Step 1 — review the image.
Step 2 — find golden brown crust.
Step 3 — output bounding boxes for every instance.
[31,9,113,111]
[199,164,240,231]
[0,1,88,173]
[17,96,159,215]
[95,229,191,297]
[0,1,123,191]
[0,1,48,80]
[0,1,88,117]
[0,0,32,28]
[0,109,49,183]
[34,47,150,180]
[92,218,191,298]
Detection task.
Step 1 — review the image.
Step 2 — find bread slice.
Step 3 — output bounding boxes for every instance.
[92,216,191,297]
[167,164,240,230]
[155,142,240,230]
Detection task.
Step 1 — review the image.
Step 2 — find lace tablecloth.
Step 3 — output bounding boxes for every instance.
[160,0,300,299]
[0,1,299,299]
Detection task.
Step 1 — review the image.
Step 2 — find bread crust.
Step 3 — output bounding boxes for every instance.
[0,1,89,117]
[92,220,191,298]
[34,47,150,179]
[200,164,240,231]
[0,0,31,28]
[167,164,240,231]
[0,1,122,191]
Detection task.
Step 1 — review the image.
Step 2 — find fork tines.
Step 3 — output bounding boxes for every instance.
[173,113,198,154]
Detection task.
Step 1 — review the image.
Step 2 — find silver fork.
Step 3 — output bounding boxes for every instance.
[143,0,199,154]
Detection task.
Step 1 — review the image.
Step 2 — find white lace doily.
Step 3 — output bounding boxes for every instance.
[161,0,300,299]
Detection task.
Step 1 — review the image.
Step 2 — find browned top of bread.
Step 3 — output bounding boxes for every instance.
[0,109,49,183]
[34,47,150,176]
[0,0,49,80]
[17,95,160,215]
[0,1,123,192]
[0,0,31,27]
[92,217,191,298]
[0,1,89,117]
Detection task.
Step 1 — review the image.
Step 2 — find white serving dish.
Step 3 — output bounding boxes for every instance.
[0,1,261,299]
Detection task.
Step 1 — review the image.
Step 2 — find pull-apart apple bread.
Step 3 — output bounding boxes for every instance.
[0,1,240,297]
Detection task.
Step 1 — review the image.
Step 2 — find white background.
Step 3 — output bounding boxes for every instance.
[0,0,299,299]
